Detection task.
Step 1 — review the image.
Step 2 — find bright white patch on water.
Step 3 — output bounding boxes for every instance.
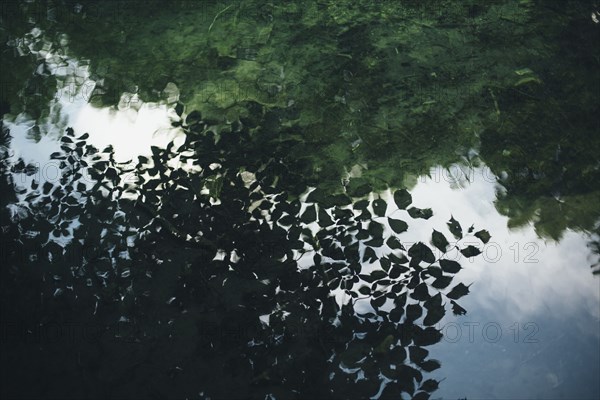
[408,166,599,322]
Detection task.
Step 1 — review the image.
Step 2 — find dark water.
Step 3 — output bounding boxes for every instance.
[1,1,599,399]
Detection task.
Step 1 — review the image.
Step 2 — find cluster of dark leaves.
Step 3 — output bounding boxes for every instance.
[1,112,489,399]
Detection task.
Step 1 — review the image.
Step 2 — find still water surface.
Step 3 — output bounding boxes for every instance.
[1,1,599,399]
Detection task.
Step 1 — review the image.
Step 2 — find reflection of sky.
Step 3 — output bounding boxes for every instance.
[405,167,600,399]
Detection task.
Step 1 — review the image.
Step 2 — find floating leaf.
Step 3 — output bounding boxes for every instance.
[439,259,462,274]
[450,300,467,316]
[408,207,433,219]
[393,189,412,209]
[460,245,481,258]
[431,229,449,252]
[446,283,471,300]
[389,218,408,234]
[447,216,462,239]
[475,229,491,244]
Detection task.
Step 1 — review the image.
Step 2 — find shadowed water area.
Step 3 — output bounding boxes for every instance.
[1,1,599,399]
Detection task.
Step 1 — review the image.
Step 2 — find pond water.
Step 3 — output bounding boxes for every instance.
[1,1,599,399]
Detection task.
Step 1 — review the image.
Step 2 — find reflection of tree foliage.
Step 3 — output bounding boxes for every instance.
[3,0,598,239]
[480,5,600,240]
[1,113,489,399]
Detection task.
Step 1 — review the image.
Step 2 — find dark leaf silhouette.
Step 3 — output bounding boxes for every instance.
[460,245,481,258]
[446,283,471,300]
[447,215,462,239]
[363,246,378,263]
[409,346,429,364]
[417,359,441,372]
[373,198,387,217]
[389,264,407,279]
[431,229,449,252]
[423,293,442,310]
[412,392,431,400]
[389,218,408,234]
[318,207,334,227]
[393,189,412,210]
[408,242,436,264]
[431,275,453,289]
[406,303,422,322]
[413,327,443,346]
[439,259,462,273]
[410,283,430,301]
[354,199,369,210]
[450,300,467,316]
[475,229,491,244]
[423,302,445,326]
[371,295,386,309]
[300,204,316,223]
[358,285,371,295]
[408,207,433,220]
[386,236,406,250]
[419,379,439,393]
[425,266,442,278]
[389,253,408,264]
[380,257,391,272]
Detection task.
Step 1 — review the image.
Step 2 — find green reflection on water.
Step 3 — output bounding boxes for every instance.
[1,1,599,232]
